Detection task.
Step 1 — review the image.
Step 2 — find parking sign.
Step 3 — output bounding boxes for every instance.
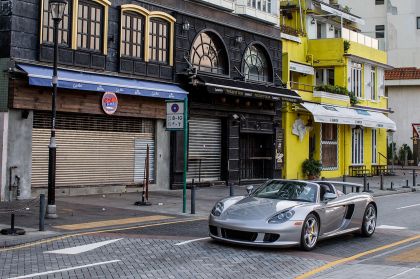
[166,101,184,130]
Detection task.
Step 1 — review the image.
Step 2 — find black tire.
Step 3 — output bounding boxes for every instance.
[361,204,376,237]
[300,213,319,251]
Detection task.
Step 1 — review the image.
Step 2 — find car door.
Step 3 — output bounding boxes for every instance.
[318,184,347,234]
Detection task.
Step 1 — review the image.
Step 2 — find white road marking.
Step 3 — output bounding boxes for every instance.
[44,238,123,255]
[7,260,120,279]
[376,225,408,230]
[396,203,420,210]
[388,266,420,279]
[175,237,211,246]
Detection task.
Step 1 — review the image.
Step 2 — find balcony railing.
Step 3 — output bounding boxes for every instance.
[280,24,305,37]
[342,28,380,50]
[290,82,314,92]
[194,0,235,11]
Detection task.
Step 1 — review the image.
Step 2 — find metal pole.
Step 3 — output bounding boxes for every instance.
[363,174,367,192]
[182,97,189,213]
[342,174,346,182]
[380,174,384,190]
[46,18,60,219]
[145,144,150,201]
[191,179,195,215]
[413,169,416,187]
[229,182,234,197]
[39,194,45,231]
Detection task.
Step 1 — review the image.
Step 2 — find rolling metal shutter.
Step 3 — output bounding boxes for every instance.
[32,112,155,188]
[187,117,221,182]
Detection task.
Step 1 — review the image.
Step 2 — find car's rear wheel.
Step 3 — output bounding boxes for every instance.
[300,213,319,251]
[361,204,376,237]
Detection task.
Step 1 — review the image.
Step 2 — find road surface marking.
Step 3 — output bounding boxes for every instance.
[377,225,407,230]
[388,266,420,279]
[396,203,420,210]
[44,238,123,255]
[294,234,420,279]
[0,217,206,252]
[54,215,173,230]
[356,241,420,264]
[175,237,210,246]
[7,260,120,279]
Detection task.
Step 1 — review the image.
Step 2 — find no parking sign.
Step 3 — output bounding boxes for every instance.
[166,101,184,130]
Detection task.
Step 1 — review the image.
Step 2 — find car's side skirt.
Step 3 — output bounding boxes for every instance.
[319,227,360,240]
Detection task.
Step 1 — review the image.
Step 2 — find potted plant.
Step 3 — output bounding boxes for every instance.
[343,40,351,53]
[302,158,322,180]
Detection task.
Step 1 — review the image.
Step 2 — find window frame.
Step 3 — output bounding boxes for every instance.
[40,0,72,46]
[242,43,272,83]
[148,18,170,64]
[370,66,376,100]
[352,128,364,165]
[417,17,420,29]
[121,11,146,60]
[76,0,104,52]
[321,123,338,170]
[371,129,377,165]
[316,68,335,86]
[350,62,362,98]
[375,0,384,5]
[190,31,228,75]
[375,25,385,39]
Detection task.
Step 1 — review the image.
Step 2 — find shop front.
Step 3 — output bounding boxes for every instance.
[10,63,187,196]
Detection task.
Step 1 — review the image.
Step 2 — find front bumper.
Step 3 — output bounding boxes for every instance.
[209,215,303,247]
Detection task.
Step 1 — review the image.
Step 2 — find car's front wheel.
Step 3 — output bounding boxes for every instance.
[361,204,376,237]
[300,213,319,251]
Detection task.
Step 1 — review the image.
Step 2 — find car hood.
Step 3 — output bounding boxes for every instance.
[221,196,305,220]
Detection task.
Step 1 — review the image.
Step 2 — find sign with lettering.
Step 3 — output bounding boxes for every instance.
[166,101,184,130]
[102,92,118,115]
[413,124,420,138]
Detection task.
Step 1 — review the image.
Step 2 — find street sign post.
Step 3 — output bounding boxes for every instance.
[166,99,189,213]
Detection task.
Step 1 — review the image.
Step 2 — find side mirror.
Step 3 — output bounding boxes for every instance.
[323,192,337,201]
[246,185,254,195]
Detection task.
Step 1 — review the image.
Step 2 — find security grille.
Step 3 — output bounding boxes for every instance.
[187,117,221,182]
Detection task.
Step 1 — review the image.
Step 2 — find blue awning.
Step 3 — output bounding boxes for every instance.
[17,64,188,100]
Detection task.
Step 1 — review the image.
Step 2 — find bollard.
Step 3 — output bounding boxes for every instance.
[363,174,367,192]
[229,182,234,197]
[403,179,410,189]
[342,175,346,182]
[413,169,416,187]
[39,194,46,231]
[380,174,384,190]
[342,185,347,195]
[387,181,396,191]
[190,179,196,215]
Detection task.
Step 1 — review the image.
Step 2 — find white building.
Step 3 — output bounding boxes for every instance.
[338,0,420,163]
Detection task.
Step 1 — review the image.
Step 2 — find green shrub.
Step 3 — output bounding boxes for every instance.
[302,158,322,178]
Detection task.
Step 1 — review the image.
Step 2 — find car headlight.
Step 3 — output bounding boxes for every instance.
[268,210,295,224]
[211,202,224,216]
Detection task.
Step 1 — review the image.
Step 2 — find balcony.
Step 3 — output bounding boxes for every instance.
[235,0,278,25]
[194,0,235,11]
[342,28,380,50]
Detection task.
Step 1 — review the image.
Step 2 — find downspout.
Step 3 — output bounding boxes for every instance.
[298,0,304,33]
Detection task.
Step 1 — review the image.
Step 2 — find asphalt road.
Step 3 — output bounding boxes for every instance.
[0,192,419,279]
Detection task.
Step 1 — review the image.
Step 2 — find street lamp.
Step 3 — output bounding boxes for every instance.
[46,0,67,219]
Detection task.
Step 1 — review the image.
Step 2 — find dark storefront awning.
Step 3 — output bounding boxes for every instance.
[17,64,188,100]
[196,75,301,103]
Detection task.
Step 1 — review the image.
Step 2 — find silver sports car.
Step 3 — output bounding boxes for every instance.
[209,179,377,250]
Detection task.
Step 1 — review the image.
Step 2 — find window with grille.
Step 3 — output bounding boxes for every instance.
[375,25,385,39]
[42,0,71,46]
[121,12,145,59]
[149,18,169,64]
[242,44,272,82]
[191,31,228,75]
[370,66,376,100]
[321,124,338,169]
[77,1,103,52]
[247,0,272,13]
[352,128,364,165]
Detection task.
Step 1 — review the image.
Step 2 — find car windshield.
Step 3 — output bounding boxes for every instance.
[252,180,318,202]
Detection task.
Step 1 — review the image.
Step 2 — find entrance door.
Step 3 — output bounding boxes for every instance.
[352,128,364,165]
[240,133,273,180]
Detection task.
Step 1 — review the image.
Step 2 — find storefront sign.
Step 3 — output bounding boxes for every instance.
[275,128,284,170]
[413,124,420,138]
[102,92,118,115]
[166,101,184,130]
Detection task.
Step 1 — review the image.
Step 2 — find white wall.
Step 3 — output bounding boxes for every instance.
[387,86,420,149]
[339,0,420,68]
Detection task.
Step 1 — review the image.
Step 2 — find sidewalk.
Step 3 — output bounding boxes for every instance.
[0,173,417,249]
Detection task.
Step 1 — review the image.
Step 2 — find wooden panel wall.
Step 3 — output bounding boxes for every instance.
[10,80,166,119]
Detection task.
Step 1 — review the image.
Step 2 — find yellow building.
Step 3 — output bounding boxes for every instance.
[279,0,396,179]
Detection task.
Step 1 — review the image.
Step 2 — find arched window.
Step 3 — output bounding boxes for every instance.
[242,44,272,82]
[191,32,228,75]
[121,11,145,59]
